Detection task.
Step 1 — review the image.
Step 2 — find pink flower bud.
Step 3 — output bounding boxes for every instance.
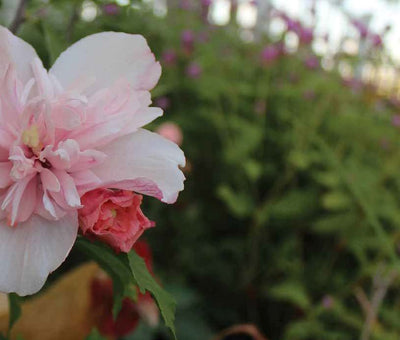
[79,189,154,253]
[156,122,183,146]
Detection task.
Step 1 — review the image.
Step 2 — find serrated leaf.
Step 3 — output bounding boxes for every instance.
[74,237,135,317]
[128,250,177,340]
[7,293,21,337]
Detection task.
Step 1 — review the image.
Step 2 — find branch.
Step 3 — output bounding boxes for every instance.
[9,0,27,34]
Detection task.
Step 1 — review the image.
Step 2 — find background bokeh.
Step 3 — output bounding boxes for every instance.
[2,0,400,339]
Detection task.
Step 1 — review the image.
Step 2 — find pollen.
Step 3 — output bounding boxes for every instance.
[110,209,117,218]
[22,125,42,153]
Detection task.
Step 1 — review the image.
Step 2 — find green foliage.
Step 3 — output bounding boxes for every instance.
[75,237,177,338]
[128,251,177,339]
[85,328,107,340]
[4,0,400,339]
[7,293,21,339]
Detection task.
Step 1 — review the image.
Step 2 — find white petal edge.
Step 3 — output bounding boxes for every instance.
[0,25,38,83]
[92,129,185,203]
[50,32,161,95]
[0,212,78,296]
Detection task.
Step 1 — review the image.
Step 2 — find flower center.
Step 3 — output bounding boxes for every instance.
[22,125,42,154]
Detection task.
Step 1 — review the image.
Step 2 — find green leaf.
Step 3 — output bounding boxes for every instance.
[267,281,310,310]
[85,328,108,340]
[128,250,177,340]
[7,293,21,337]
[74,237,136,317]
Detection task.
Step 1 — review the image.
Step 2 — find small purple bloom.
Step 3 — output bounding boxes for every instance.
[261,45,280,63]
[102,3,120,16]
[162,49,177,66]
[180,0,192,10]
[392,114,400,127]
[371,34,382,47]
[181,30,195,54]
[299,27,313,44]
[186,62,202,79]
[182,30,195,45]
[201,0,212,7]
[155,96,171,111]
[304,55,319,69]
[322,295,334,309]
[352,19,369,38]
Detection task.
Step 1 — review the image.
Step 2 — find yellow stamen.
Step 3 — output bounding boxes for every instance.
[22,125,42,153]
[111,209,117,218]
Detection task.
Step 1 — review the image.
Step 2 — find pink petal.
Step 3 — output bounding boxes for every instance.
[0,162,12,188]
[49,32,161,94]
[0,26,38,83]
[40,168,61,192]
[92,129,185,203]
[0,212,78,295]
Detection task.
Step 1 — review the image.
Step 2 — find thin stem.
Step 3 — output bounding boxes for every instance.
[9,0,27,34]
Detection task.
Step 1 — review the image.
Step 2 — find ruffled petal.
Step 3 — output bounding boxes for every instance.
[92,129,185,203]
[50,32,161,94]
[0,212,78,295]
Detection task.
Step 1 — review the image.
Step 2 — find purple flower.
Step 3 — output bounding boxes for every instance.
[162,49,177,66]
[181,30,195,54]
[180,0,192,10]
[201,0,212,7]
[186,62,202,79]
[155,96,171,110]
[261,45,280,63]
[322,295,334,309]
[299,27,313,44]
[371,34,382,47]
[102,3,120,16]
[352,19,369,38]
[304,55,319,69]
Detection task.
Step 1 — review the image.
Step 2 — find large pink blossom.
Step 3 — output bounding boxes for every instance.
[0,26,185,295]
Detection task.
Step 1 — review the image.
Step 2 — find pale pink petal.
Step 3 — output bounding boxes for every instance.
[92,129,185,203]
[40,168,61,192]
[2,175,36,225]
[50,32,161,94]
[0,162,12,188]
[0,213,78,295]
[0,26,38,83]
[52,170,81,208]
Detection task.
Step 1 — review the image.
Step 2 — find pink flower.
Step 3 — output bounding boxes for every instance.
[161,49,177,66]
[156,122,183,146]
[304,55,319,69]
[154,96,170,110]
[261,45,280,64]
[392,115,400,127]
[186,62,202,78]
[102,3,120,16]
[181,30,195,54]
[0,27,185,295]
[79,189,153,253]
[299,27,313,44]
[352,19,369,38]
